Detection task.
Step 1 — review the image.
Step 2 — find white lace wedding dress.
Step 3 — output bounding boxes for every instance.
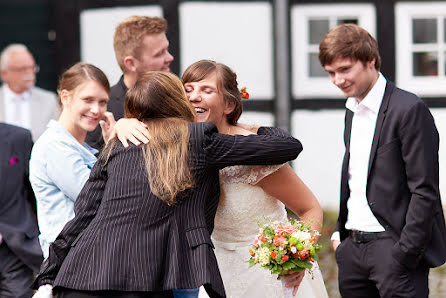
[199,165,328,298]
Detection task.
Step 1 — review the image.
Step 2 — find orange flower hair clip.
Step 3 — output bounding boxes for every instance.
[240,87,250,99]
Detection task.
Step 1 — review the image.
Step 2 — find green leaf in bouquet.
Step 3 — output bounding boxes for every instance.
[282,262,296,270]
[248,259,256,268]
[264,227,275,237]
[291,259,312,269]
[312,255,319,262]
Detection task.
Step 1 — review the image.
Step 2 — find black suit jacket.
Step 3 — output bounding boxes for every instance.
[0,123,43,272]
[35,122,302,297]
[336,81,446,269]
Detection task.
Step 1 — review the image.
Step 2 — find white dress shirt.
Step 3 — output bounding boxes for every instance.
[332,73,387,241]
[2,84,31,129]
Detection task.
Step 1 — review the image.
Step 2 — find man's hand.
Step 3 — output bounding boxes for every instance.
[279,270,305,296]
[112,118,150,147]
[332,240,341,251]
[100,112,116,144]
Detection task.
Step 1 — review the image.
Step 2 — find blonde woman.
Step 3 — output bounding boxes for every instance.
[30,62,113,258]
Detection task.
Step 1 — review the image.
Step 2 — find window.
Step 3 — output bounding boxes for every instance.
[291,4,376,98]
[179,2,274,100]
[396,2,446,96]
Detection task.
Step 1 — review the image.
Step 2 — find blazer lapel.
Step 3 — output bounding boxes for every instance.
[341,110,353,199]
[0,86,5,122]
[0,125,11,193]
[367,81,393,177]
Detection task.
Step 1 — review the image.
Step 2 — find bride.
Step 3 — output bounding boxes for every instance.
[182,60,328,298]
[114,60,328,298]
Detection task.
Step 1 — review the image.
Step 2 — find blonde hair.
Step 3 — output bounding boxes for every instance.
[113,16,167,72]
[104,71,196,205]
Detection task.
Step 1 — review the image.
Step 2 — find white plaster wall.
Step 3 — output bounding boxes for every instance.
[288,108,446,210]
[80,6,163,85]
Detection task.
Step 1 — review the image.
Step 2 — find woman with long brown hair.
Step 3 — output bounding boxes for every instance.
[33,71,302,298]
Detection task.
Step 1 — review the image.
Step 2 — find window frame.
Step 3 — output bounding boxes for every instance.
[291,3,376,99]
[396,2,446,97]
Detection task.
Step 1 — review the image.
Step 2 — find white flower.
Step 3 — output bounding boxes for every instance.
[256,247,271,266]
[291,230,312,242]
[291,246,297,254]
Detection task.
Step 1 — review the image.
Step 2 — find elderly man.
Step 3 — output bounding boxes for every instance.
[86,16,174,149]
[0,44,58,142]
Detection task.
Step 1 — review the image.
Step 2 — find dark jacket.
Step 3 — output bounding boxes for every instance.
[336,81,446,270]
[35,122,302,297]
[0,123,43,272]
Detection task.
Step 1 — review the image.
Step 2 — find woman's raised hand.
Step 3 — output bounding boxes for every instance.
[111,118,150,147]
[100,112,116,144]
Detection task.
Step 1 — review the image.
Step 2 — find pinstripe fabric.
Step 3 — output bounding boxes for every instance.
[34,122,302,298]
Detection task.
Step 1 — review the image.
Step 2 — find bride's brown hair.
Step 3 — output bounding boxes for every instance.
[104,71,196,205]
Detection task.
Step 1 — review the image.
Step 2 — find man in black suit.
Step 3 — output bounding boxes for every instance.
[0,123,43,297]
[319,24,446,297]
[86,16,174,150]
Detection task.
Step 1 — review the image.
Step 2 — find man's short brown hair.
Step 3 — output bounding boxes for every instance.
[113,16,167,72]
[319,24,381,70]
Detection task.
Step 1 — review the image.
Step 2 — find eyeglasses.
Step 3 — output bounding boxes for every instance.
[9,65,40,73]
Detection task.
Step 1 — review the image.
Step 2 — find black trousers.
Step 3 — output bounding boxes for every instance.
[0,241,34,298]
[336,236,429,298]
[54,287,174,298]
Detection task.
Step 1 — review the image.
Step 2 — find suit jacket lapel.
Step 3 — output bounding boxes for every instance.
[367,81,393,177]
[341,110,353,199]
[0,86,5,122]
[0,125,11,193]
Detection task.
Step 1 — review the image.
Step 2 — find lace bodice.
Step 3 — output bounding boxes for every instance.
[212,164,287,244]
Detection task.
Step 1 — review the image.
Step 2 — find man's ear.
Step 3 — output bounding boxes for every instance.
[123,56,137,73]
[224,100,236,115]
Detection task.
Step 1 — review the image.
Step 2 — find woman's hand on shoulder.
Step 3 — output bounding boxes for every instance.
[110,118,150,148]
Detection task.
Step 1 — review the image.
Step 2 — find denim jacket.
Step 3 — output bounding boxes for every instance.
[30,120,98,257]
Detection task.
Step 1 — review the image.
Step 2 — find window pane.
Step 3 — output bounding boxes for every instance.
[413,52,438,76]
[309,19,329,44]
[337,18,358,25]
[413,19,437,43]
[309,53,327,77]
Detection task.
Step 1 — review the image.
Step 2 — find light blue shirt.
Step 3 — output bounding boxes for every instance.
[30,120,98,258]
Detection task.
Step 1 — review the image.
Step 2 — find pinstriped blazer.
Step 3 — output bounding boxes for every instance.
[34,122,302,297]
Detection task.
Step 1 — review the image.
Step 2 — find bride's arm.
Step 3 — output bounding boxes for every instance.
[256,164,323,235]
[256,164,323,295]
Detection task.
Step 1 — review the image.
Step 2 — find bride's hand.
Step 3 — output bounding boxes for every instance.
[111,118,150,148]
[279,270,305,296]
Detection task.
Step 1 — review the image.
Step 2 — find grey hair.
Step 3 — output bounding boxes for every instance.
[0,44,30,70]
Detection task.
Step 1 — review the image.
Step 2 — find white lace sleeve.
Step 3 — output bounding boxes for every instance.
[220,164,285,185]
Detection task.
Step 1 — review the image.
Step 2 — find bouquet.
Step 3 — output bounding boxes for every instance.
[248,218,321,297]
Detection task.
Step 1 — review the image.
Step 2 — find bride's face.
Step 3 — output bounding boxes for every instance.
[184,71,234,126]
